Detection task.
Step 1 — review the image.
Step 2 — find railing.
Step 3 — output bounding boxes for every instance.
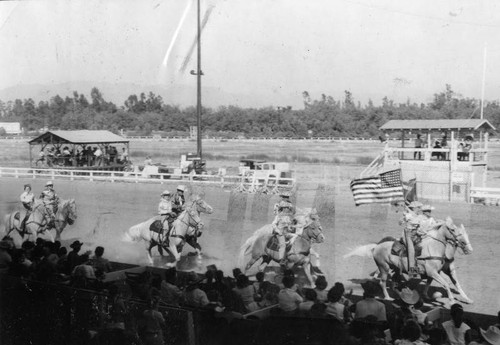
[383,147,488,164]
[0,167,295,193]
[470,187,500,204]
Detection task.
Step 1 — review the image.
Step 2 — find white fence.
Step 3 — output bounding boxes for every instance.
[0,167,295,194]
[470,187,500,205]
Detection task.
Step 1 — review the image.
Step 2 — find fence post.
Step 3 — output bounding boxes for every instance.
[89,171,94,182]
[70,170,74,181]
[186,311,196,345]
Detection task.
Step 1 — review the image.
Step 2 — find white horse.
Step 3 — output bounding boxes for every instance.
[123,195,213,267]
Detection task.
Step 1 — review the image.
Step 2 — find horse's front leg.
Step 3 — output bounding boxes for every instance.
[301,258,315,287]
[429,269,455,304]
[165,242,181,268]
[376,261,393,300]
[446,263,473,304]
[423,277,434,301]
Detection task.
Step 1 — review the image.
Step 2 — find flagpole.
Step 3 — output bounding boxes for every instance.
[196,0,202,158]
[480,43,487,120]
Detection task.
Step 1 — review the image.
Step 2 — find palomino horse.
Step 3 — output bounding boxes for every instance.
[346,217,473,303]
[123,196,213,267]
[4,199,77,242]
[239,209,325,285]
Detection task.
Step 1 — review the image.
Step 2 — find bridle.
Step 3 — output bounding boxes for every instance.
[422,223,468,251]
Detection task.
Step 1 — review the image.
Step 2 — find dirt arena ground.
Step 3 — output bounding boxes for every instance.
[1,139,499,316]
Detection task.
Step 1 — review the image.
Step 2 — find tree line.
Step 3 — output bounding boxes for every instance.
[0,85,498,138]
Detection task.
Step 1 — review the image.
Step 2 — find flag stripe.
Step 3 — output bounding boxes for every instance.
[350,169,404,206]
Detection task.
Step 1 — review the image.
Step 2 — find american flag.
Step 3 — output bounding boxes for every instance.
[350,169,404,206]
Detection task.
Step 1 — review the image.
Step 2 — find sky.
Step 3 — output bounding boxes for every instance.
[1,0,500,109]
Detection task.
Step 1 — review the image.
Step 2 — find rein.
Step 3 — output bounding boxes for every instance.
[417,224,464,263]
[171,201,202,239]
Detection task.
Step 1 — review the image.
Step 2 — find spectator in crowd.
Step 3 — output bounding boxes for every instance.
[414,134,423,160]
[94,146,103,166]
[278,275,303,314]
[355,281,387,322]
[91,246,112,279]
[442,303,471,345]
[470,326,500,345]
[395,319,427,345]
[314,275,328,303]
[67,240,85,272]
[140,297,166,345]
[350,315,388,345]
[334,282,354,311]
[253,271,265,297]
[232,274,259,312]
[258,281,280,308]
[326,284,348,322]
[72,254,96,281]
[0,240,12,273]
[56,246,70,275]
[160,268,183,307]
[299,288,317,314]
[144,156,153,166]
[120,147,129,163]
[184,272,210,308]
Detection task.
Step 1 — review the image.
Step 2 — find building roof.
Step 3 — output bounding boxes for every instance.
[380,119,496,132]
[29,130,129,145]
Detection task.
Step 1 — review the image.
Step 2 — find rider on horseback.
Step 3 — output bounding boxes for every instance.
[158,190,176,234]
[273,191,295,215]
[40,181,59,229]
[271,200,295,264]
[172,185,186,217]
[20,184,35,231]
[400,201,426,278]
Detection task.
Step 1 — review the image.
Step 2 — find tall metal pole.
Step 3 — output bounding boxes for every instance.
[196,0,202,158]
[480,42,487,120]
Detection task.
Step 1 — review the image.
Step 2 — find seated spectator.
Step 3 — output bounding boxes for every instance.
[351,315,388,345]
[299,288,317,314]
[213,270,232,307]
[395,319,427,345]
[334,282,354,311]
[355,281,387,322]
[470,326,500,345]
[200,268,216,294]
[56,247,70,275]
[253,271,265,300]
[72,254,96,280]
[258,282,280,308]
[0,240,12,273]
[67,240,85,272]
[310,302,328,318]
[278,275,303,314]
[106,284,127,331]
[326,284,349,322]
[139,297,165,345]
[314,275,328,303]
[160,268,183,306]
[442,303,471,345]
[184,272,210,308]
[232,274,259,312]
[91,246,112,279]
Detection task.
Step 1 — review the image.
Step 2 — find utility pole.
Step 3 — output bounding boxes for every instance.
[190,0,203,159]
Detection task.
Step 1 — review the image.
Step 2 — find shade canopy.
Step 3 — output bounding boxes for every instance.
[380,119,496,132]
[29,130,129,145]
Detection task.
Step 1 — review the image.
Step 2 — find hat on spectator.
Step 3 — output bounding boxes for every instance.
[481,326,500,345]
[422,204,435,212]
[408,201,423,209]
[397,287,420,305]
[70,240,83,249]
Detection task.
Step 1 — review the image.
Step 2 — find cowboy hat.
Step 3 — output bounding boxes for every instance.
[46,181,54,186]
[176,185,186,192]
[279,191,291,198]
[408,201,423,209]
[481,326,500,345]
[422,205,435,212]
[161,190,171,196]
[397,287,420,305]
[70,240,83,249]
[24,184,32,189]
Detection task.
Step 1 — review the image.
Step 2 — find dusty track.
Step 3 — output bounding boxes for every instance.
[0,177,499,316]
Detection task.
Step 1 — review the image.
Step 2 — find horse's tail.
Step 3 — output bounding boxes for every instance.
[343,243,377,259]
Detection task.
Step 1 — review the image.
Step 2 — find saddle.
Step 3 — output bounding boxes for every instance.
[150,220,164,233]
[391,238,422,258]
